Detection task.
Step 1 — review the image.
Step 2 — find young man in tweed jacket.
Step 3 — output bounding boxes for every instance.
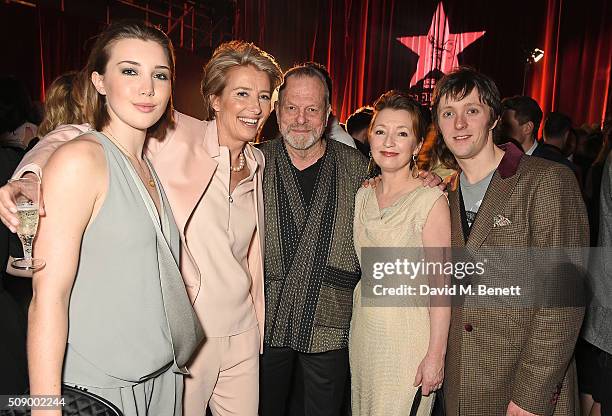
[432,67,588,416]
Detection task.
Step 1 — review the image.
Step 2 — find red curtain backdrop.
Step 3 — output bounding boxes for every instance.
[528,0,611,129]
[0,2,207,119]
[0,2,105,103]
[1,0,610,126]
[235,0,611,126]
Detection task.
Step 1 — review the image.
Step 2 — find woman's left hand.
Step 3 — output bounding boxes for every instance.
[413,353,445,396]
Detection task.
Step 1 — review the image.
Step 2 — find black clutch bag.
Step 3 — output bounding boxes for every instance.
[3,385,124,416]
[410,386,423,416]
[60,384,124,416]
[410,386,445,416]
[432,387,445,416]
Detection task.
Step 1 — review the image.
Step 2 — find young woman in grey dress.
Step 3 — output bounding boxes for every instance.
[349,91,451,415]
[28,21,201,416]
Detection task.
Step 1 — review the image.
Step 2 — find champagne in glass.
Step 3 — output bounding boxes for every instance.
[10,177,45,270]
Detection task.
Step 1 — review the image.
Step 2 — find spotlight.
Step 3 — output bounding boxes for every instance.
[529,48,544,63]
[522,48,545,94]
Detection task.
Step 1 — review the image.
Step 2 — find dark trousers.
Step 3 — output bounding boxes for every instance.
[577,338,612,415]
[0,289,28,394]
[259,346,349,416]
[600,349,612,416]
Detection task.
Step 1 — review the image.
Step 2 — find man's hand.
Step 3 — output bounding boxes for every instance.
[419,170,446,191]
[0,173,45,233]
[362,170,447,191]
[362,176,381,189]
[506,401,538,416]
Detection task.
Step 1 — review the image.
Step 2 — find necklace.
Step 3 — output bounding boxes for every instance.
[230,152,246,173]
[104,130,156,188]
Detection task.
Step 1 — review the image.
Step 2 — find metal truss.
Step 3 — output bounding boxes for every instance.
[5,0,235,55]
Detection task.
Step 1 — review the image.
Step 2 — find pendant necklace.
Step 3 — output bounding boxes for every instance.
[105,130,156,188]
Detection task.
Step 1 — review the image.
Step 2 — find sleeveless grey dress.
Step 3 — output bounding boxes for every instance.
[62,131,202,415]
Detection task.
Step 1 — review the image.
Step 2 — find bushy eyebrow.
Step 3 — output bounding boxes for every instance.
[282,100,321,108]
[440,101,484,110]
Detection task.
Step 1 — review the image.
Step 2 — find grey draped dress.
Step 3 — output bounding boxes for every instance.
[62,131,202,415]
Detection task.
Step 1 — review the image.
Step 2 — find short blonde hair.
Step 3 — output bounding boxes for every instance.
[201,41,282,121]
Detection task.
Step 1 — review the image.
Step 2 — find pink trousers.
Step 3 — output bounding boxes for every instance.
[183,326,260,416]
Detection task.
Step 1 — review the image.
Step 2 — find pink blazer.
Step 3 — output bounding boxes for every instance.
[15,111,266,351]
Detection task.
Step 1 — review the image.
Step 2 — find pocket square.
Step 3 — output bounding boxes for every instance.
[493,214,512,227]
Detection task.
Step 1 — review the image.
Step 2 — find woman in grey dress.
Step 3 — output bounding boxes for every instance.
[28,21,201,416]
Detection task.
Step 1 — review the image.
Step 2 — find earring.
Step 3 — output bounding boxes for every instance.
[410,153,419,179]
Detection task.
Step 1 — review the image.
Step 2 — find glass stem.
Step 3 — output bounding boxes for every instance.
[22,236,33,260]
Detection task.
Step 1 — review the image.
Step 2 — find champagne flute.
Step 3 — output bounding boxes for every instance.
[10,177,45,270]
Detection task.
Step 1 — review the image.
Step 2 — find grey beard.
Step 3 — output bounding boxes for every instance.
[283,131,320,151]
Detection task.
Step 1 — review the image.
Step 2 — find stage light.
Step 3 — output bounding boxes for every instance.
[522,48,545,95]
[532,48,545,63]
[530,48,545,63]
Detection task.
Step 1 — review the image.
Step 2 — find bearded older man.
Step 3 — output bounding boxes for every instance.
[257,63,368,416]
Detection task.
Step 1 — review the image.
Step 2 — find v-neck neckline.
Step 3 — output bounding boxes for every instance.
[100,132,164,225]
[371,184,422,216]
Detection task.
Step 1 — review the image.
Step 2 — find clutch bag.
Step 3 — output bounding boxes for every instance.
[4,384,123,416]
[410,386,444,416]
[410,386,423,416]
[61,384,124,416]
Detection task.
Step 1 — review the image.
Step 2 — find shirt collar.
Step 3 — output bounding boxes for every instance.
[525,140,538,155]
[215,143,259,182]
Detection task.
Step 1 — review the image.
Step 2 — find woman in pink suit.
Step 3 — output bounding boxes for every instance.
[1,40,282,416]
[176,41,282,416]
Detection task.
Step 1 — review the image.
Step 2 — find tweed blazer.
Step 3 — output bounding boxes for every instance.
[14,111,266,352]
[444,143,588,416]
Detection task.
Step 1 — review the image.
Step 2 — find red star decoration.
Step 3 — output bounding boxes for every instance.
[397,2,486,87]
